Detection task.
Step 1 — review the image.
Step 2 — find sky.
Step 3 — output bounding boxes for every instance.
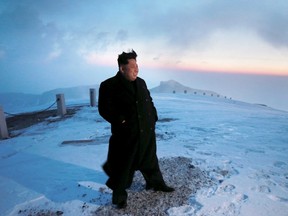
[0,0,288,110]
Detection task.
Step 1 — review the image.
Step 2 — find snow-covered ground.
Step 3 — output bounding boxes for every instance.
[0,93,288,215]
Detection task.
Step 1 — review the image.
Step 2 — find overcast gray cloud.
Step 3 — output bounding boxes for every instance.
[136,0,288,48]
[1,0,287,63]
[0,3,63,63]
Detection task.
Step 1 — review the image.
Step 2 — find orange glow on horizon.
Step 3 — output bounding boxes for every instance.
[176,65,288,76]
[141,61,288,77]
[82,51,288,77]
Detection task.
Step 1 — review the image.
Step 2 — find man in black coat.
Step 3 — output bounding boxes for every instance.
[98,50,174,208]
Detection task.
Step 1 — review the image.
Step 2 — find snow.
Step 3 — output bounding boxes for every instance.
[1,93,288,215]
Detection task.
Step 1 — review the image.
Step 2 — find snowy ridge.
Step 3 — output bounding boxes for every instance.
[38,85,99,105]
[150,80,221,97]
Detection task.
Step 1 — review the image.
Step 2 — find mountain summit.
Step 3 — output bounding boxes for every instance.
[150,80,220,96]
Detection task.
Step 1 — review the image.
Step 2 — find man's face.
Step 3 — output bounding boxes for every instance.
[120,59,139,81]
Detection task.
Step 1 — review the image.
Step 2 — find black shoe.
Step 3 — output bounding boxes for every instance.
[145,184,153,190]
[112,190,127,209]
[116,200,127,209]
[154,184,175,192]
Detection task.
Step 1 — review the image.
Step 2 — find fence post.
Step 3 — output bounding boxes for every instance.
[56,94,66,116]
[0,106,9,139]
[90,88,96,107]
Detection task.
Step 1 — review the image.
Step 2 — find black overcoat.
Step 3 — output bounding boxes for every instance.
[98,72,162,190]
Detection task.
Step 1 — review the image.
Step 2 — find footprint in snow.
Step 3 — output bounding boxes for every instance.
[251,185,271,193]
[217,184,236,194]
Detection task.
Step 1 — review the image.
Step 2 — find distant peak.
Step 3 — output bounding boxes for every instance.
[150,80,221,97]
[160,80,181,84]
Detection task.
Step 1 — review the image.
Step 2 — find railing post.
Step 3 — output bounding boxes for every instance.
[0,106,9,139]
[56,94,66,116]
[90,88,96,107]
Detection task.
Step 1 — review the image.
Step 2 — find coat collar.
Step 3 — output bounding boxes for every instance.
[116,71,137,95]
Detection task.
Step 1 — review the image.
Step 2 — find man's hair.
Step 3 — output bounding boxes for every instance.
[117,49,137,68]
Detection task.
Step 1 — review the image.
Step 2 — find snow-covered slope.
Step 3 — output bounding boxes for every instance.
[0,85,99,113]
[0,93,287,215]
[38,85,99,105]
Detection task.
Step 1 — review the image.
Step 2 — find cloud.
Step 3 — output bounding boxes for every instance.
[135,0,288,49]
[1,0,287,61]
[115,30,129,44]
[0,4,64,63]
[45,43,62,63]
[256,12,288,48]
